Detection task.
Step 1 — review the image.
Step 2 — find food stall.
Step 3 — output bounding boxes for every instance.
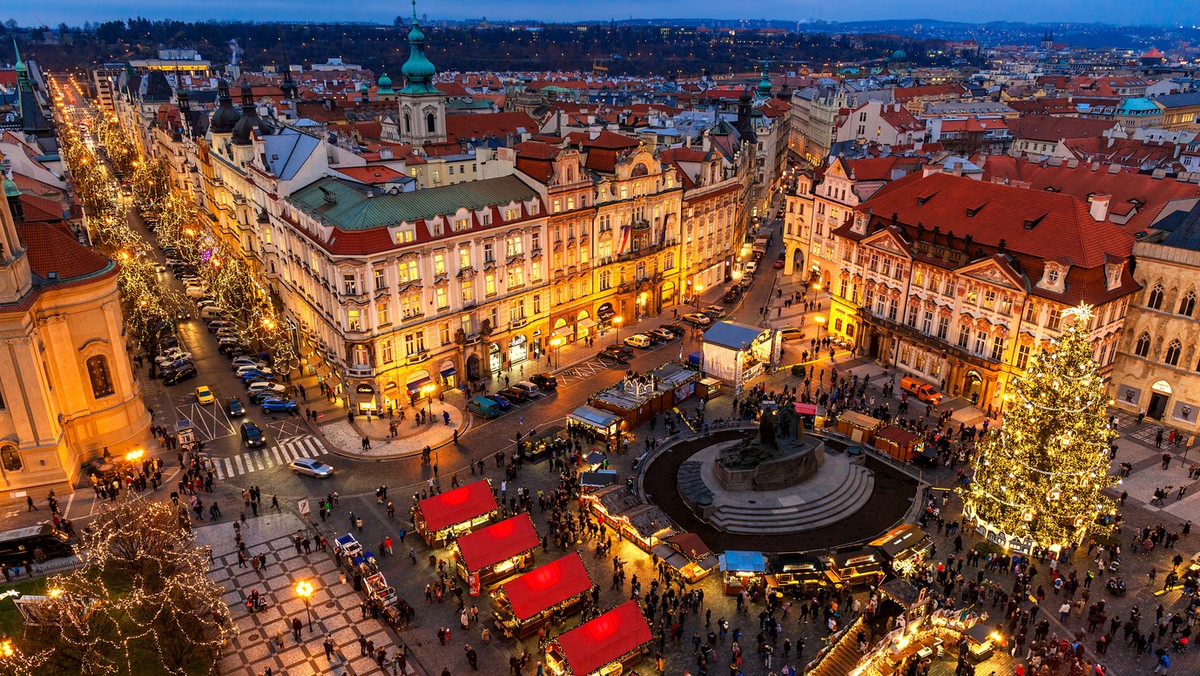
[492,553,594,639]
[826,545,886,588]
[794,402,829,430]
[584,485,676,552]
[544,600,652,676]
[568,405,624,449]
[719,550,768,595]
[836,410,883,444]
[965,622,1003,661]
[766,553,831,596]
[588,363,701,429]
[413,480,498,547]
[874,425,925,463]
[651,532,719,583]
[870,524,934,579]
[699,377,723,401]
[520,425,570,464]
[700,321,780,395]
[579,470,618,492]
[454,513,541,589]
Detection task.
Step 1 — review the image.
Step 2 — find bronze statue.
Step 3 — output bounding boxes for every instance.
[759,409,776,448]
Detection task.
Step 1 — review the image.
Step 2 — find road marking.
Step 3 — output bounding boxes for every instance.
[234,455,245,474]
[270,447,284,464]
[206,435,327,480]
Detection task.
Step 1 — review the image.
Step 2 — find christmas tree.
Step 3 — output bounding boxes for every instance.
[962,304,1118,551]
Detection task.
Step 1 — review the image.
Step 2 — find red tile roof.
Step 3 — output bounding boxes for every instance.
[18,221,114,282]
[446,111,537,143]
[335,165,407,184]
[1010,114,1118,142]
[564,130,640,150]
[18,193,64,223]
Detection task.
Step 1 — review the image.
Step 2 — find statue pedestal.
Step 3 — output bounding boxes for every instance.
[713,436,825,491]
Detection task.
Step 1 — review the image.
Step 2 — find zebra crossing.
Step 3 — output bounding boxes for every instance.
[211,435,327,480]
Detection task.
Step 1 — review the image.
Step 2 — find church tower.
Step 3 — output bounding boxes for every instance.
[396,0,446,147]
[0,158,33,306]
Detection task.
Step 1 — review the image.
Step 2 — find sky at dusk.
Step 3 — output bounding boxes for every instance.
[8,0,1200,27]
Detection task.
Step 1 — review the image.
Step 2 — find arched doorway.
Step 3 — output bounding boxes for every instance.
[576,310,592,340]
[660,281,676,308]
[508,335,528,365]
[964,370,983,405]
[1149,380,1172,420]
[489,343,502,375]
[466,354,481,381]
[790,246,804,274]
[439,359,457,388]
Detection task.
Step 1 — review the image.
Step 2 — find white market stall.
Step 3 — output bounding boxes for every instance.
[701,321,780,395]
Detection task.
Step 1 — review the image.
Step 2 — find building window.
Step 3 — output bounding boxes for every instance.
[990,335,1004,361]
[921,311,933,335]
[485,273,497,296]
[1166,339,1183,366]
[0,445,19,473]
[374,268,386,290]
[343,274,358,295]
[381,340,394,363]
[484,243,495,263]
[1148,283,1165,310]
[906,304,919,327]
[599,270,612,291]
[405,331,426,356]
[426,113,436,133]
[1015,344,1031,370]
[398,260,418,283]
[439,322,451,346]
[888,299,898,322]
[459,247,471,270]
[377,303,390,326]
[347,309,361,332]
[1046,308,1062,331]
[434,253,447,276]
[533,294,542,314]
[839,279,849,299]
[957,326,970,349]
[1023,302,1038,322]
[1180,291,1196,317]
[87,356,115,398]
[1135,332,1152,357]
[435,286,448,310]
[974,330,987,356]
[937,316,949,340]
[462,280,474,304]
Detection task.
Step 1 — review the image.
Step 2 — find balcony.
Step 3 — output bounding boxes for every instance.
[858,308,1000,370]
[405,351,428,365]
[631,219,651,231]
[346,365,375,378]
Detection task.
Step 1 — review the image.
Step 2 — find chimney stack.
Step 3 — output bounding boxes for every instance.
[1089,194,1111,222]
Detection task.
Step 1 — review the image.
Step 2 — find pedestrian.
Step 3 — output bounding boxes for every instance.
[323,635,336,660]
[465,644,478,671]
[292,617,303,642]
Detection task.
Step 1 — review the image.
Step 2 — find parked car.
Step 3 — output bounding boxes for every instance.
[261,398,299,414]
[647,328,676,342]
[529,373,558,390]
[485,394,514,411]
[702,305,726,318]
[227,397,246,416]
[512,381,541,398]
[624,334,653,349]
[155,348,190,365]
[661,322,686,337]
[247,382,287,398]
[466,397,504,419]
[774,252,786,269]
[231,357,266,370]
[222,344,251,358]
[683,313,712,327]
[744,261,758,275]
[207,320,232,333]
[240,371,276,385]
[240,422,266,448]
[499,386,530,403]
[598,346,629,363]
[723,287,743,303]
[236,365,273,377]
[289,458,334,478]
[779,326,805,341]
[161,365,198,386]
[194,386,215,405]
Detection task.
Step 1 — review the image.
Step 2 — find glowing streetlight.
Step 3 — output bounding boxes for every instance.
[814,315,826,343]
[295,580,314,630]
[693,284,704,310]
[549,337,563,369]
[124,449,144,463]
[612,316,624,346]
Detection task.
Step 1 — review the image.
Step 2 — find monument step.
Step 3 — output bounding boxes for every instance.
[708,467,875,533]
[712,464,872,517]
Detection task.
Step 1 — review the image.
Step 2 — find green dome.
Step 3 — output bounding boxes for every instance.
[378,73,392,88]
[399,2,438,95]
[3,176,20,199]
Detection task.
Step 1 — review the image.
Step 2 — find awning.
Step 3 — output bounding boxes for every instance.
[578,317,597,330]
[597,304,616,321]
[719,550,767,573]
[839,410,882,430]
[417,480,498,533]
[501,553,593,621]
[794,402,820,416]
[553,326,574,339]
[441,366,457,377]
[406,376,431,392]
[580,470,618,488]
[455,513,540,573]
[552,601,653,676]
[568,405,621,432]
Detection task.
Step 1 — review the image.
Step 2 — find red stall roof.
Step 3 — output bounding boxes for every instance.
[502,553,593,621]
[418,480,498,533]
[554,601,652,675]
[456,513,540,573]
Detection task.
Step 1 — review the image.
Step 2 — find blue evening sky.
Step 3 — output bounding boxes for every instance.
[8,0,1199,27]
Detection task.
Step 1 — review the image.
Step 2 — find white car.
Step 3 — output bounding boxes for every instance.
[289,458,334,478]
[683,313,712,327]
[155,349,191,365]
[231,357,266,370]
[247,382,287,397]
[623,334,652,349]
[236,365,274,377]
[744,261,758,275]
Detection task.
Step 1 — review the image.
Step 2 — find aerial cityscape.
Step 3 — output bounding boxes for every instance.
[1,3,1200,675]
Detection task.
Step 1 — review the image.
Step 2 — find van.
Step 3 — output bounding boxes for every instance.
[623,334,652,349]
[900,376,943,405]
[466,396,503,419]
[0,523,75,567]
[199,307,225,320]
[512,381,541,398]
[185,285,208,299]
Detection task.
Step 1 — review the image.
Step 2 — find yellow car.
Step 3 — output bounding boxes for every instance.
[195,386,215,405]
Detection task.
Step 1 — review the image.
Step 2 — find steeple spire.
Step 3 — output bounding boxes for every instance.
[400,0,438,95]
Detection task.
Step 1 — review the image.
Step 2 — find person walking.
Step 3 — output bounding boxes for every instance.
[323,636,336,660]
[464,644,478,670]
[292,617,304,642]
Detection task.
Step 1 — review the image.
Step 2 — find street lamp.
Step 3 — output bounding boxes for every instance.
[295,580,314,630]
[814,316,826,343]
[612,316,624,346]
[550,337,562,369]
[693,284,704,310]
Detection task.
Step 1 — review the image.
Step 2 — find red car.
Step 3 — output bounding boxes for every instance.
[773,252,786,269]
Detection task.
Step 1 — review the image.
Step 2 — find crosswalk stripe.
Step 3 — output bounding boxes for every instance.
[270,447,284,464]
[234,455,245,474]
[302,438,321,457]
[224,458,234,478]
[253,454,265,471]
[279,443,297,462]
[260,452,274,468]
[214,462,225,480]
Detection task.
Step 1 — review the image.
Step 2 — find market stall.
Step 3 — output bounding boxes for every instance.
[836,410,882,444]
[454,513,541,589]
[719,550,768,595]
[568,405,624,449]
[492,553,594,639]
[700,321,780,395]
[579,470,618,492]
[794,402,829,429]
[826,545,886,588]
[413,480,498,547]
[766,553,831,596]
[699,377,723,401]
[584,485,677,552]
[520,425,570,464]
[651,532,719,583]
[544,600,652,676]
[588,363,701,430]
[874,425,925,463]
[870,524,933,579]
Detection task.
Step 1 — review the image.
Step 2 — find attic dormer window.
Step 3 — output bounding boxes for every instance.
[1048,269,1060,284]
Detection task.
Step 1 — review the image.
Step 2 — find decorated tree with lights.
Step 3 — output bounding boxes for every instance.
[962,305,1118,550]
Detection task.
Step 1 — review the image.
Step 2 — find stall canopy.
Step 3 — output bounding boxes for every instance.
[456,513,539,573]
[569,405,621,431]
[794,402,820,416]
[876,425,921,448]
[839,410,882,430]
[719,550,767,573]
[418,480,498,533]
[703,321,769,350]
[554,601,652,675]
[502,553,593,621]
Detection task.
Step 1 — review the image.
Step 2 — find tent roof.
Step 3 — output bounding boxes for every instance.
[417,480,498,532]
[569,404,622,429]
[501,553,593,621]
[720,550,767,572]
[553,601,653,675]
[455,513,539,573]
[703,321,769,350]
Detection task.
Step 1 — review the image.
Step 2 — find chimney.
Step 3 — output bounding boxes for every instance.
[1089,194,1111,221]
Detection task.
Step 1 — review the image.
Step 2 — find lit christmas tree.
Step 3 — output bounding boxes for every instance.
[962,304,1118,552]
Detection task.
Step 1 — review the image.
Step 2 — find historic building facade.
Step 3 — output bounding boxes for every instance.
[830,171,1138,417]
[0,168,151,493]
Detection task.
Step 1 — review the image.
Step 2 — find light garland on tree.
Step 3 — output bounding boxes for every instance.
[960,304,1118,551]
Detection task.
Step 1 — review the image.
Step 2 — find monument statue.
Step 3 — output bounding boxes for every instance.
[759,408,776,448]
[715,404,823,488]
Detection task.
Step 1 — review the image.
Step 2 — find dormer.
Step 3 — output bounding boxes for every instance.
[850,212,869,236]
[1104,259,1126,291]
[1037,260,1069,294]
